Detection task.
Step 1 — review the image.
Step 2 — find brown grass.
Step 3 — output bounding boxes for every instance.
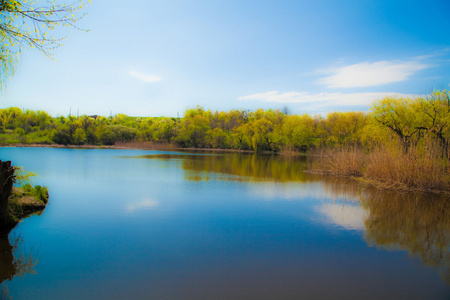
[309,142,450,193]
[364,143,450,192]
[309,146,364,177]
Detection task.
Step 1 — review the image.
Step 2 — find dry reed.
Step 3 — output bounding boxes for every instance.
[309,146,364,177]
[364,143,450,192]
[309,141,450,193]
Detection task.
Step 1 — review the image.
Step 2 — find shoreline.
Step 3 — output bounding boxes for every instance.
[3,143,447,195]
[0,142,259,154]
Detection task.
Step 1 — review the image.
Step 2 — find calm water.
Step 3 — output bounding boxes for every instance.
[0,147,449,299]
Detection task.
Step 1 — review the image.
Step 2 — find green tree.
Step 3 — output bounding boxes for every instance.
[208,127,229,149]
[324,112,368,146]
[232,123,251,150]
[51,125,71,145]
[371,97,420,153]
[176,107,211,148]
[72,128,86,145]
[98,125,136,145]
[249,118,274,152]
[150,118,176,142]
[415,90,450,156]
[280,114,316,151]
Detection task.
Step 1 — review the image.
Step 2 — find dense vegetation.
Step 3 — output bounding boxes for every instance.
[0,105,344,151]
[3,89,449,192]
[0,90,448,154]
[308,89,450,192]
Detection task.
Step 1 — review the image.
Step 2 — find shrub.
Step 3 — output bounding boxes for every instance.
[98,125,137,145]
[14,128,25,136]
[22,183,49,204]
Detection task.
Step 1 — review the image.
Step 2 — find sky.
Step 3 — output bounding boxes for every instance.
[1,0,450,117]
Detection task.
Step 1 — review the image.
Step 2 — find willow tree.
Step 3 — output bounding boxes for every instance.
[415,90,450,157]
[0,0,89,227]
[0,0,89,89]
[371,97,420,153]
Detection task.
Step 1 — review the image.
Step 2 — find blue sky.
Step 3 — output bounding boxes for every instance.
[2,0,450,117]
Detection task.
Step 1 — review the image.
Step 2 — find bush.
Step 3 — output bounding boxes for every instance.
[52,126,71,145]
[14,128,25,136]
[98,125,137,145]
[22,183,49,204]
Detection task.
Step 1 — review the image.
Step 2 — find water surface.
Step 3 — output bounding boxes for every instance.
[0,147,449,299]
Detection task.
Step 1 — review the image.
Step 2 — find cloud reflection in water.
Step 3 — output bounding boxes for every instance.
[126,199,159,211]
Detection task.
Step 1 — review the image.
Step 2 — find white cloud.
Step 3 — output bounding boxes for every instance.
[318,60,430,88]
[128,69,162,83]
[238,91,421,107]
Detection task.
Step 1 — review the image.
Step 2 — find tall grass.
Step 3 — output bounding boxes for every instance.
[309,146,364,177]
[365,142,449,192]
[309,141,450,193]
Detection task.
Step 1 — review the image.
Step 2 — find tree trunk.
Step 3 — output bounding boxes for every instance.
[0,161,14,228]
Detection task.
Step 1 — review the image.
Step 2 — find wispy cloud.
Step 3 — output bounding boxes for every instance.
[238,91,421,107]
[239,91,314,103]
[128,70,162,83]
[317,60,430,88]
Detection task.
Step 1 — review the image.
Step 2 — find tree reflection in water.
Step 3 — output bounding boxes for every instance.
[0,231,38,299]
[362,191,450,284]
[139,153,311,182]
[141,152,450,284]
[183,153,450,284]
[321,178,450,285]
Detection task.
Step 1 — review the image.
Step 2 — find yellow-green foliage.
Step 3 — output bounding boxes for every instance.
[21,184,49,204]
[0,89,449,159]
[310,139,450,192]
[0,0,90,91]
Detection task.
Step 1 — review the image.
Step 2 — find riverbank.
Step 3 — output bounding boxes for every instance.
[0,160,49,233]
[3,142,449,194]
[1,141,258,153]
[308,145,450,194]
[8,186,48,223]
[0,186,48,234]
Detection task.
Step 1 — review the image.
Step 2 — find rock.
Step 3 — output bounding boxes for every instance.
[8,187,48,222]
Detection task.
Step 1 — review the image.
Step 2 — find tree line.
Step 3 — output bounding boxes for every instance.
[0,89,448,155]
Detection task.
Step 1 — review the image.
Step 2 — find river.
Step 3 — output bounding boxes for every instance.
[0,147,449,299]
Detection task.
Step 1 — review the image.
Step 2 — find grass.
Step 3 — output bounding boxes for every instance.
[309,142,450,193]
[309,146,364,177]
[0,132,53,145]
[7,184,49,224]
[21,184,49,204]
[364,144,449,192]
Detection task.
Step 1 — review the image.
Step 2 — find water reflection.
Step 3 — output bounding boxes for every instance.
[126,199,159,211]
[0,231,38,298]
[317,203,369,231]
[141,152,450,284]
[140,153,311,182]
[362,191,450,284]
[320,180,450,284]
